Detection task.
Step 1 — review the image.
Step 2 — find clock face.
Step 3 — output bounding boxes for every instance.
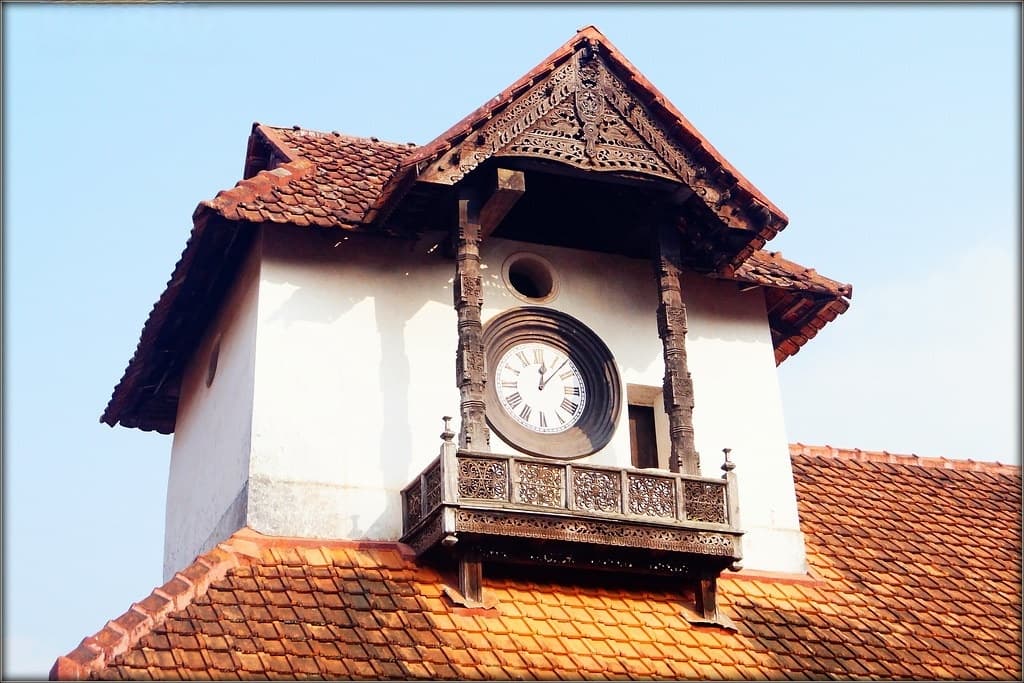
[482,307,622,460]
[495,342,587,434]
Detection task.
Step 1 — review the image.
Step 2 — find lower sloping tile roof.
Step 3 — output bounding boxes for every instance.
[53,445,1021,680]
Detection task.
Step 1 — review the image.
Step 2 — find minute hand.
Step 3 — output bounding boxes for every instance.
[538,358,570,390]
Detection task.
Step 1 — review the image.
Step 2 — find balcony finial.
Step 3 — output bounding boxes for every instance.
[721,447,735,473]
[441,416,455,443]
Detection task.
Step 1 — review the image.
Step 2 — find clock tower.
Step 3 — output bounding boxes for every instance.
[102,27,851,622]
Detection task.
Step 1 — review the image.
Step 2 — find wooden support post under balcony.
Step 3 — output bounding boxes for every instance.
[459,549,484,604]
[654,223,700,475]
[454,192,490,451]
[695,574,719,622]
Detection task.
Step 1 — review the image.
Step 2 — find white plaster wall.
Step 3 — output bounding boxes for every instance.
[164,239,261,579]
[247,227,460,542]
[684,273,807,574]
[241,228,804,573]
[479,240,662,469]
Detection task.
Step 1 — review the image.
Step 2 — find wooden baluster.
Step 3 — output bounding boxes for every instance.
[722,447,743,571]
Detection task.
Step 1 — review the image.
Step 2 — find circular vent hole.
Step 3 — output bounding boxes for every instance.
[507,255,556,301]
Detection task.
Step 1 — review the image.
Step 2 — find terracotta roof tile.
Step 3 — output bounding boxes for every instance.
[102,116,851,434]
[56,446,1021,681]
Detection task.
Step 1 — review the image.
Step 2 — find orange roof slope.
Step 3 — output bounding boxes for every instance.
[204,125,415,230]
[53,446,1021,681]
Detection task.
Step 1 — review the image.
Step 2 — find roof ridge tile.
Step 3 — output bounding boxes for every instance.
[789,442,1018,475]
[262,124,416,150]
[49,529,259,680]
[199,159,314,222]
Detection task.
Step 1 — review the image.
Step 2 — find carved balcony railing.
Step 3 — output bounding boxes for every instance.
[400,446,743,577]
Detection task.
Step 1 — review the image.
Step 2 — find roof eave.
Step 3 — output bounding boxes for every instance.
[100,208,257,434]
[368,26,788,268]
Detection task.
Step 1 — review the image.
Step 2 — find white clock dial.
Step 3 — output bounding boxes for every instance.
[495,342,587,434]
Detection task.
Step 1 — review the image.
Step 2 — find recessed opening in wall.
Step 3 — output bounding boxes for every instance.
[626,384,668,470]
[628,404,658,469]
[206,337,221,388]
[504,252,558,303]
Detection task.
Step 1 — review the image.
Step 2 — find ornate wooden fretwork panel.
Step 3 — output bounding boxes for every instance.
[455,509,735,557]
[417,42,767,234]
[400,449,743,577]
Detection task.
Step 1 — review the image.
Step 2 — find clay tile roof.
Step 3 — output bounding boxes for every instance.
[102,112,851,432]
[53,446,1021,681]
[202,124,414,230]
[727,251,853,365]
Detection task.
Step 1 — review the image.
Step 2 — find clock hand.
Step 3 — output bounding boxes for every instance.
[537,360,547,390]
[539,358,570,390]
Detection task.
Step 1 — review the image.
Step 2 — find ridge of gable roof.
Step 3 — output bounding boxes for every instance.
[198,158,316,223]
[53,447,1022,680]
[50,535,258,680]
[790,442,1019,475]
[368,25,788,267]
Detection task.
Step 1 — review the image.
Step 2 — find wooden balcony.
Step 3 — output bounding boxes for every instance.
[400,446,743,578]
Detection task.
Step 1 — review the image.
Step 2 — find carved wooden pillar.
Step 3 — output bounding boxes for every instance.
[454,194,490,451]
[654,223,700,475]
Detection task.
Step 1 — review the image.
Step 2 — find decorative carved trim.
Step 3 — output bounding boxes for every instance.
[683,480,727,525]
[572,468,622,514]
[418,46,765,233]
[517,461,565,508]
[422,460,443,514]
[628,473,676,519]
[477,544,698,576]
[454,509,737,557]
[402,512,444,557]
[655,224,700,475]
[405,485,423,527]
[458,456,509,500]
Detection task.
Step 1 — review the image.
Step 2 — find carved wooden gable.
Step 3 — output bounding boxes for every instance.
[417,38,772,237]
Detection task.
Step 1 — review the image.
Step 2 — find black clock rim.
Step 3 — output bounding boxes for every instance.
[482,307,622,460]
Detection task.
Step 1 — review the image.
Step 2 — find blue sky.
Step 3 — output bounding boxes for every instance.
[4,4,1019,678]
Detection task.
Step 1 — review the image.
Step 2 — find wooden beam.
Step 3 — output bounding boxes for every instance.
[494,156,680,192]
[479,168,526,239]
